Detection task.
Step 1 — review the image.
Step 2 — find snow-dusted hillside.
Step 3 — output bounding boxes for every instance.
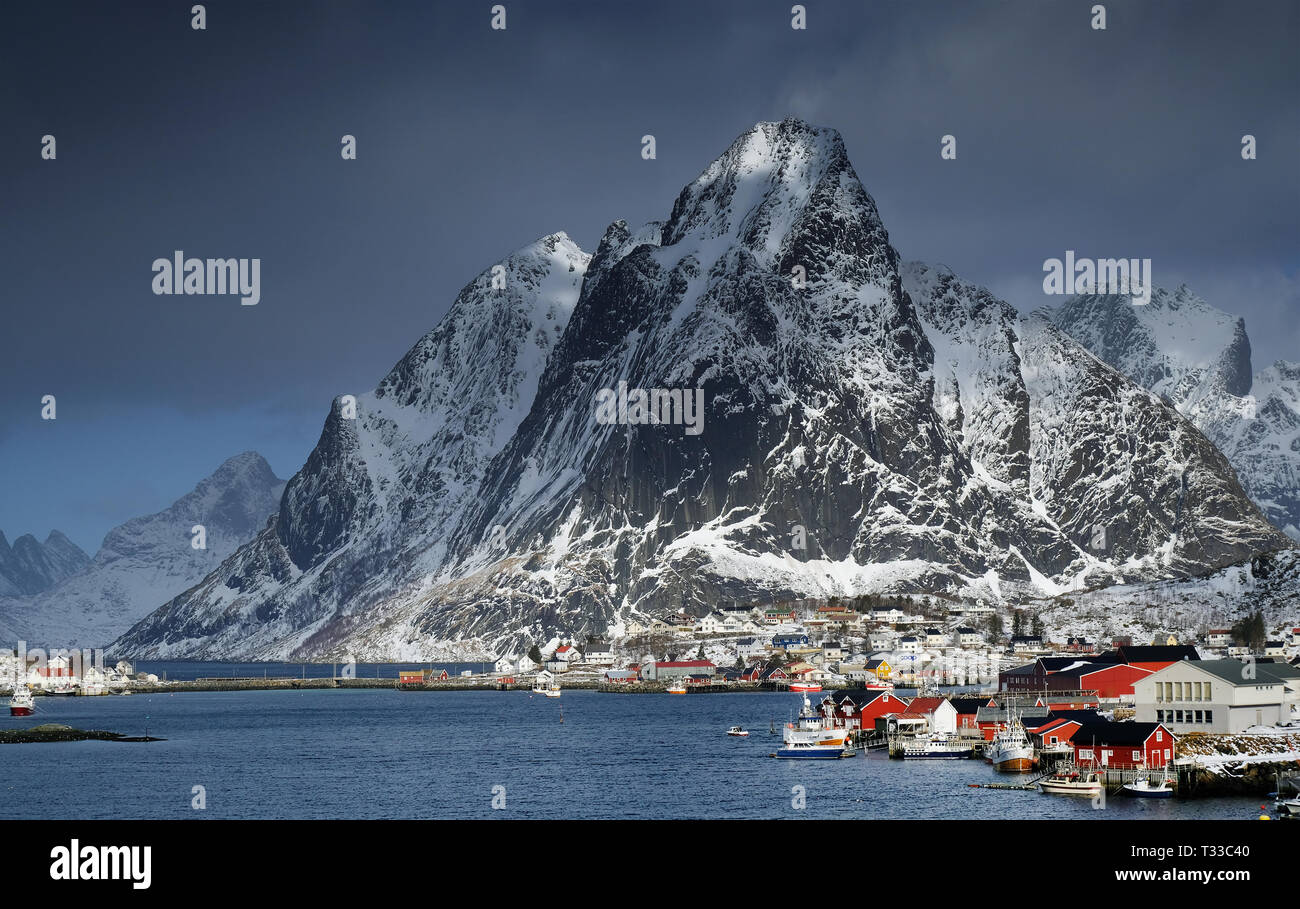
[1036,548,1300,646]
[112,235,589,659]
[0,452,283,647]
[112,119,1291,661]
[1052,289,1300,540]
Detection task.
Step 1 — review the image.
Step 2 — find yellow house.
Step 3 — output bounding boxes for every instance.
[865,658,892,679]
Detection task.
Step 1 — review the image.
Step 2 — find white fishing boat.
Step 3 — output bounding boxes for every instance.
[666,681,687,694]
[726,725,749,737]
[8,686,35,717]
[531,671,560,697]
[901,732,973,759]
[775,695,851,759]
[986,712,1035,772]
[1122,777,1174,798]
[1038,769,1103,797]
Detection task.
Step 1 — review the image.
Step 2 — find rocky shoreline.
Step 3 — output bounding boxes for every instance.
[0,723,163,744]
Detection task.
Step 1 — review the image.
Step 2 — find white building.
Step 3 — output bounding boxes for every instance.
[869,631,896,651]
[1134,659,1300,734]
[545,644,579,673]
[584,642,616,666]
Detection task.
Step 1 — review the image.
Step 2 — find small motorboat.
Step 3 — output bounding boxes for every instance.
[1123,777,1175,798]
[726,726,749,737]
[1039,769,1103,797]
[788,681,821,693]
[8,686,35,717]
[666,682,687,694]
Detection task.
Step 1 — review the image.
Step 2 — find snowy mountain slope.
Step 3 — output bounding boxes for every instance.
[1036,548,1300,647]
[0,530,90,597]
[0,452,283,647]
[111,235,589,659]
[112,119,1292,661]
[1052,290,1300,540]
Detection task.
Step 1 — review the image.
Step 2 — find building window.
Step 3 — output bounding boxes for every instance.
[1133,750,1141,761]
[1194,710,1203,723]
[1194,681,1202,701]
[1205,682,1211,700]
[1204,711,1212,724]
[1165,682,1173,701]
[1156,729,1163,742]
[1175,710,1183,723]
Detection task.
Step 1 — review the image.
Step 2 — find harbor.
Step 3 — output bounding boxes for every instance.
[0,686,1284,821]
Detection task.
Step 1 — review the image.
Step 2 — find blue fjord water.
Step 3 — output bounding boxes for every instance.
[0,687,1264,819]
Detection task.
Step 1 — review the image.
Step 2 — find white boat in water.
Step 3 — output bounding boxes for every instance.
[726,725,749,737]
[986,714,1035,772]
[775,695,851,759]
[8,686,35,717]
[1122,777,1174,798]
[1039,769,1103,797]
[901,732,973,759]
[531,673,561,698]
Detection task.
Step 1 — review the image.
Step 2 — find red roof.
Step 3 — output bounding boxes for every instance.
[903,697,946,715]
[555,645,573,653]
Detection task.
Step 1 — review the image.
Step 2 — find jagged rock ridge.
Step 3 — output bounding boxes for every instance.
[111,120,1292,661]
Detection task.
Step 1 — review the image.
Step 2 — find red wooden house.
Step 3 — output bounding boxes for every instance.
[1071,721,1175,769]
[820,691,909,730]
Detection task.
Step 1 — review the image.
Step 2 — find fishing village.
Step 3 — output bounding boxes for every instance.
[5,596,1299,813]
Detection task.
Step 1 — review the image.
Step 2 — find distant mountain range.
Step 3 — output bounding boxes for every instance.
[107,119,1294,662]
[0,452,284,648]
[0,530,90,597]
[1050,288,1300,542]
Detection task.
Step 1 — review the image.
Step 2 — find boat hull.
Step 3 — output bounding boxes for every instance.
[994,756,1035,772]
[9,706,34,717]
[903,750,973,759]
[1123,784,1173,798]
[1039,783,1102,796]
[775,747,845,759]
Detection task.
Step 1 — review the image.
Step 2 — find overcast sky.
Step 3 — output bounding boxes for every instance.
[2,0,1296,554]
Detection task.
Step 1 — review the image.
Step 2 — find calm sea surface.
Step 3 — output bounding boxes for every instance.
[0,683,1266,820]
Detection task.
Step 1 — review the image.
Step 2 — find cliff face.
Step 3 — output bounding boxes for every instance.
[111,120,1291,661]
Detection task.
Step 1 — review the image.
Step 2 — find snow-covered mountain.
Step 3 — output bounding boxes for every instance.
[1037,547,1300,647]
[0,530,90,597]
[0,451,284,647]
[1052,289,1300,540]
[112,119,1291,661]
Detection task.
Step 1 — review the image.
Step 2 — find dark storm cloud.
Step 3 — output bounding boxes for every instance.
[1,0,1296,550]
